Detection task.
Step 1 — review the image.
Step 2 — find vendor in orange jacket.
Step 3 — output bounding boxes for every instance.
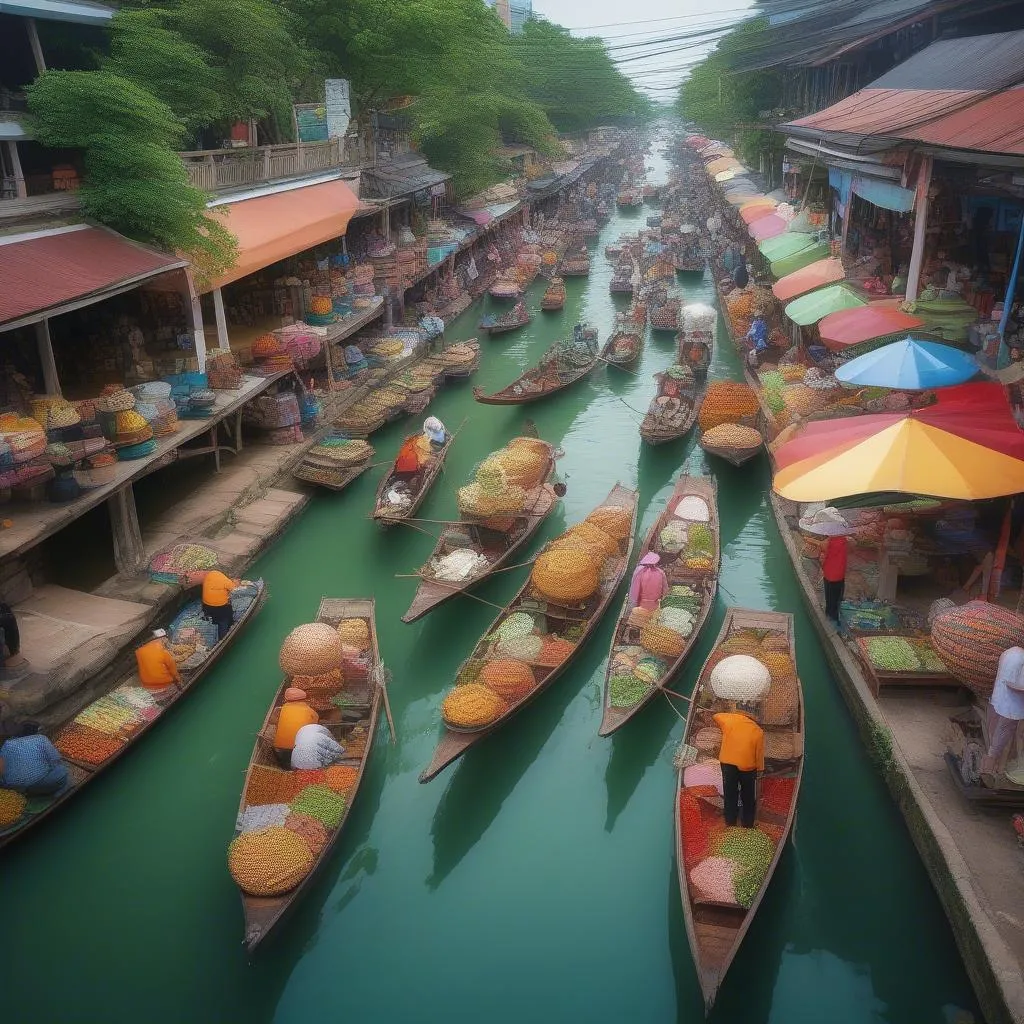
[714,702,765,828]
[135,629,181,691]
[202,569,239,641]
[272,687,318,767]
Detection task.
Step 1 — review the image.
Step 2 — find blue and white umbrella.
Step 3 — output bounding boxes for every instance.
[835,337,979,390]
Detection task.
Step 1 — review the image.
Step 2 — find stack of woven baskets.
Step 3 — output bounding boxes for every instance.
[206,348,244,390]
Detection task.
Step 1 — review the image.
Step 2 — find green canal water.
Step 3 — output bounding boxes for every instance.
[0,154,981,1023]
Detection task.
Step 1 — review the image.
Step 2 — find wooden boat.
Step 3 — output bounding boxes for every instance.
[473,328,599,405]
[601,324,644,368]
[400,442,561,622]
[674,607,803,1013]
[420,483,640,782]
[293,436,376,491]
[440,339,481,380]
[610,276,634,296]
[599,477,718,735]
[489,279,521,301]
[675,255,706,274]
[0,579,268,850]
[640,366,705,446]
[698,427,764,467]
[541,277,566,311]
[617,190,643,208]
[233,596,381,951]
[480,301,531,336]
[650,299,681,333]
[605,244,624,260]
[560,253,591,277]
[372,429,455,525]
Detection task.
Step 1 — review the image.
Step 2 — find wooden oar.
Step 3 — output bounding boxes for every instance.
[372,665,396,744]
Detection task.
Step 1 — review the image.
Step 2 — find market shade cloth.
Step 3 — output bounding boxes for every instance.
[725,194,760,206]
[785,283,866,326]
[703,146,735,159]
[758,232,817,261]
[206,179,361,290]
[818,302,925,349]
[687,136,710,148]
[784,31,1024,158]
[772,258,846,302]
[771,241,832,279]
[740,201,777,224]
[0,224,187,330]
[834,337,979,389]
[707,157,742,176]
[772,383,1024,502]
[714,169,739,182]
[722,178,758,194]
[749,214,789,241]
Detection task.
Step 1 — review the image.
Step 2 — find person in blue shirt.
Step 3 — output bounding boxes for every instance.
[0,723,68,795]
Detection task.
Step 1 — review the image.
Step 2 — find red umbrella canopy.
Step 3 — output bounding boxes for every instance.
[774,383,1024,472]
[818,303,925,349]
[749,214,788,241]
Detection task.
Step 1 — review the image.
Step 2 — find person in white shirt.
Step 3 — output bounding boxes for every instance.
[290,724,346,771]
[983,645,1024,778]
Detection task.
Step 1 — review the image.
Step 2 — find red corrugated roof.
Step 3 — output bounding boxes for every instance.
[0,225,186,329]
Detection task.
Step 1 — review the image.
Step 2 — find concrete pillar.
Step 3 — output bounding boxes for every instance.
[6,141,26,199]
[25,19,46,74]
[905,156,933,302]
[181,270,208,370]
[212,287,230,350]
[108,485,145,576]
[35,319,60,395]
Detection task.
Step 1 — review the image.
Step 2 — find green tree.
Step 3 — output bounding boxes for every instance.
[677,17,783,165]
[27,70,236,282]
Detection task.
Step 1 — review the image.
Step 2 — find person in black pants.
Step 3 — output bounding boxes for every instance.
[714,702,765,828]
[0,602,21,669]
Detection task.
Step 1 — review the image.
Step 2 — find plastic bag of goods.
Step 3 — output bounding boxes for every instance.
[457,482,526,518]
[280,623,345,675]
[709,654,771,701]
[228,826,314,896]
[660,520,689,554]
[586,504,634,541]
[673,495,710,522]
[641,621,687,659]
[493,439,549,489]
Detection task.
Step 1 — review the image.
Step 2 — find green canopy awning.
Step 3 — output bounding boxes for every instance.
[758,232,816,262]
[771,241,831,279]
[785,283,866,327]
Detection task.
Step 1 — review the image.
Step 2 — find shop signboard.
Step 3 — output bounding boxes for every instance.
[325,79,351,140]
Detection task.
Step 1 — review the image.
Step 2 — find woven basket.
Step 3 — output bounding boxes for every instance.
[279,623,345,676]
[930,601,1024,697]
[95,389,136,413]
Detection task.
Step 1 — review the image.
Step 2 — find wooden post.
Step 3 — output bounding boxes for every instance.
[212,287,230,349]
[26,18,46,73]
[906,156,933,301]
[35,319,60,395]
[108,485,146,576]
[182,269,208,370]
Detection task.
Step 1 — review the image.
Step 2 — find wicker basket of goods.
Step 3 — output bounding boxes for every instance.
[112,410,154,447]
[228,826,314,896]
[698,381,759,432]
[252,334,285,359]
[531,548,601,604]
[279,623,346,676]
[336,617,370,651]
[930,601,1024,697]
[493,441,549,489]
[310,296,333,316]
[479,659,536,702]
[95,388,136,414]
[441,683,509,731]
[701,423,763,455]
[586,504,634,541]
[562,521,619,558]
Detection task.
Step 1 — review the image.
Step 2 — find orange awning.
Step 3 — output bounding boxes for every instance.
[772,257,846,302]
[205,179,362,291]
[706,157,741,176]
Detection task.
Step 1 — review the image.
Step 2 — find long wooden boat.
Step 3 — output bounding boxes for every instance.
[541,277,566,311]
[675,255,706,274]
[293,436,376,491]
[698,427,764,467]
[372,430,455,526]
[420,483,640,782]
[640,367,705,446]
[601,324,644,369]
[234,596,382,951]
[489,279,521,301]
[599,477,717,736]
[650,299,681,333]
[480,301,531,336]
[440,339,481,380]
[610,276,634,296]
[400,443,561,623]
[560,254,591,277]
[473,329,598,406]
[675,607,803,1013]
[0,579,268,849]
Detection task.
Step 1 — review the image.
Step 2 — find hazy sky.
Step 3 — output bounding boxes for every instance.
[532,0,756,99]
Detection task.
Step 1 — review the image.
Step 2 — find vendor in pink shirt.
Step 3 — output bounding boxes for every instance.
[629,552,669,613]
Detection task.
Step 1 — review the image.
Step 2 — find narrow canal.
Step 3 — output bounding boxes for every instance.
[0,145,981,1023]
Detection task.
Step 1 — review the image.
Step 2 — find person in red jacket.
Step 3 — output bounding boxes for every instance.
[821,534,848,624]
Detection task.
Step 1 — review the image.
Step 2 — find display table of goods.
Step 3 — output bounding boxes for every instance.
[609,495,714,710]
[438,501,634,732]
[228,616,374,897]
